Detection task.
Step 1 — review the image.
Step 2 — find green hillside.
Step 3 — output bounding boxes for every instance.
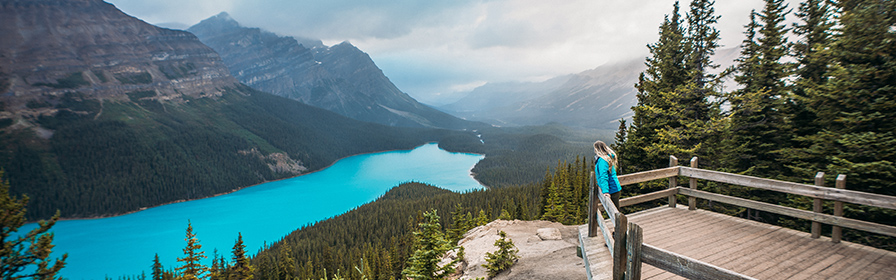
[0,85,478,220]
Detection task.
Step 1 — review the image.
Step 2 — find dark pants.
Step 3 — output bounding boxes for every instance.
[610,191,621,210]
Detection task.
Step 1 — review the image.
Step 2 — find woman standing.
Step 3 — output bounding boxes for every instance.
[594,140,622,209]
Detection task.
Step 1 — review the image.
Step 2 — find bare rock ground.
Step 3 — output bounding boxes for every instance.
[448,220,587,280]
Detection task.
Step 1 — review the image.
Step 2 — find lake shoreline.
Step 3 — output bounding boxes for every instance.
[49,142,486,223]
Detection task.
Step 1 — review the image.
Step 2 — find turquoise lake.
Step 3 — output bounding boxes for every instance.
[22,143,484,279]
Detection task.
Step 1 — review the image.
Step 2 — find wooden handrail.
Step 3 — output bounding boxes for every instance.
[585,159,896,280]
[617,166,680,186]
[618,188,679,208]
[678,167,896,210]
[641,243,757,280]
[678,187,896,237]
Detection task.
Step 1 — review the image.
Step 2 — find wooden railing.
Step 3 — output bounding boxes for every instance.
[585,156,896,280]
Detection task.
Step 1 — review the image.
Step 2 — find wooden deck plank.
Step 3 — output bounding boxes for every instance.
[636,209,744,249]
[698,226,782,265]
[579,205,896,280]
[632,209,714,240]
[723,228,809,274]
[663,215,758,252]
[867,252,896,280]
[814,242,883,279]
[577,224,614,280]
[682,217,777,259]
[755,238,841,279]
[785,253,845,280]
[824,245,886,279]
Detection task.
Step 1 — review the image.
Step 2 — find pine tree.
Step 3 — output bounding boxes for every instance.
[447,203,469,244]
[402,210,460,280]
[725,0,792,177]
[782,0,896,249]
[796,0,896,193]
[475,209,489,227]
[230,233,254,280]
[482,231,519,278]
[152,254,165,280]
[685,0,722,88]
[209,251,227,280]
[541,181,565,223]
[0,169,67,280]
[278,245,296,280]
[176,221,207,280]
[786,0,834,147]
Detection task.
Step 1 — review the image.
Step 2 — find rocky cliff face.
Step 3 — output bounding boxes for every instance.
[188,13,472,129]
[0,0,237,117]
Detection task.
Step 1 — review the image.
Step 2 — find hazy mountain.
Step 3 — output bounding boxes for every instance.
[441,47,741,129]
[441,58,644,129]
[0,0,475,220]
[188,13,473,129]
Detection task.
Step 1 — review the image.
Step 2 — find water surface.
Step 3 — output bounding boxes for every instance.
[24,143,483,279]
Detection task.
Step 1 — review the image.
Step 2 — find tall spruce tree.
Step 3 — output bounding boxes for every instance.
[643,0,724,169]
[726,0,792,177]
[780,0,835,183]
[0,170,67,280]
[176,221,207,280]
[624,0,724,174]
[626,1,691,172]
[685,0,722,88]
[152,254,165,280]
[230,233,254,280]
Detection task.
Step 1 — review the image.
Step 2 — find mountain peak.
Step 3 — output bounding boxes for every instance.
[188,17,473,129]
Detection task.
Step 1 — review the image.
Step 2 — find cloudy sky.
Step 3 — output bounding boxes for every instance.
[106,0,795,104]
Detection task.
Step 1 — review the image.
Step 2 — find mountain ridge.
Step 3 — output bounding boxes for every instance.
[441,58,644,129]
[188,13,474,129]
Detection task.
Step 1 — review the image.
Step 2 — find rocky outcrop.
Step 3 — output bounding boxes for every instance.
[0,0,238,115]
[448,220,586,280]
[188,13,473,129]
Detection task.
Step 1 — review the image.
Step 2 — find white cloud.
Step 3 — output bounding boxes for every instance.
[106,0,795,104]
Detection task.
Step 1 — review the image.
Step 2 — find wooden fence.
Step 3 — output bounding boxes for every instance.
[586,156,896,280]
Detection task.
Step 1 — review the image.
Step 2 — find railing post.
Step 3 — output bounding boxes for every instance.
[625,223,643,280]
[589,171,598,237]
[668,156,678,208]
[689,157,698,210]
[832,174,846,243]
[613,212,628,280]
[812,172,824,239]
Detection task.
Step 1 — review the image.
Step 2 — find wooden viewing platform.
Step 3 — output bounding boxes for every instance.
[578,156,896,280]
[580,206,896,279]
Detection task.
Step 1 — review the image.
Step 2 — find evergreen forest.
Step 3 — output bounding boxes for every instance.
[0,85,483,220]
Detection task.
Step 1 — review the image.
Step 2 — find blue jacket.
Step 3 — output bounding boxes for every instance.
[595,156,621,194]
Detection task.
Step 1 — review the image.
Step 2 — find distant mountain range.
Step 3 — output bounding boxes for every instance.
[187,13,473,129]
[440,47,741,130]
[0,0,475,220]
[441,59,644,129]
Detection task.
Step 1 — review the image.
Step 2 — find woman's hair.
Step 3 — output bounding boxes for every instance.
[593,140,618,168]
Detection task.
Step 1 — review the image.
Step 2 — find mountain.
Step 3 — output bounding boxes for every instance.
[442,47,742,130]
[0,0,237,111]
[0,0,476,220]
[441,59,644,129]
[187,13,473,129]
